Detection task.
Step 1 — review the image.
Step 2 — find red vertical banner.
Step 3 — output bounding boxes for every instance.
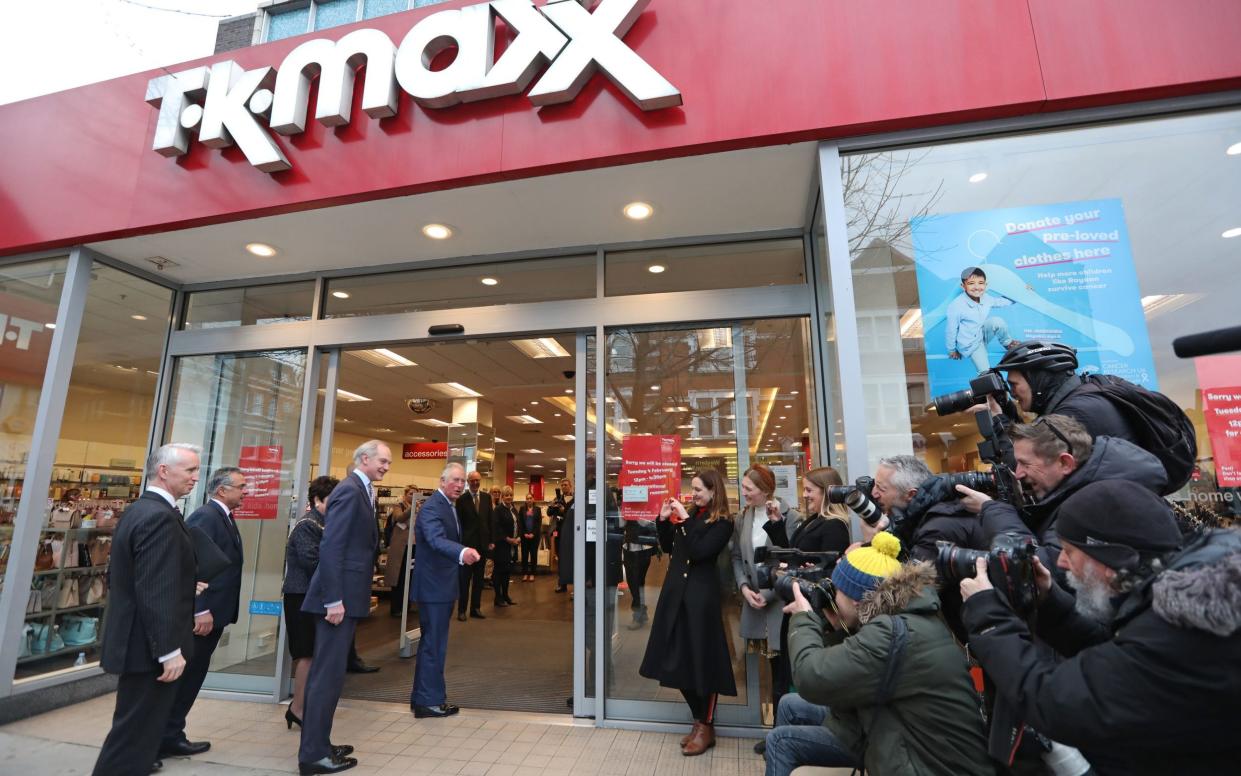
[234,445,283,520]
[618,435,682,521]
[529,475,544,501]
[1197,356,1241,487]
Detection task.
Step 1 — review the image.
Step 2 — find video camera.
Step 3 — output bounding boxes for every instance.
[754,547,841,612]
[826,475,883,526]
[935,532,1039,616]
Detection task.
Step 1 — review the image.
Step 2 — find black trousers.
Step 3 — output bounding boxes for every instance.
[94,670,178,776]
[298,616,357,764]
[680,689,719,723]
[493,564,511,603]
[389,561,408,616]
[458,556,484,614]
[623,547,656,610]
[161,627,223,745]
[520,537,538,575]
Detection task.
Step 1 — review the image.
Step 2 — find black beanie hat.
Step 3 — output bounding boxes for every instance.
[1056,480,1182,569]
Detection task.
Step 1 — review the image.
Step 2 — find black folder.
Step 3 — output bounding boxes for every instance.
[190,525,230,583]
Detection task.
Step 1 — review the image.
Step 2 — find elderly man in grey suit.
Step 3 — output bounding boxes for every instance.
[297,441,390,775]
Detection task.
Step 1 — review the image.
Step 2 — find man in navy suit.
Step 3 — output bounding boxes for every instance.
[409,462,481,718]
[160,466,248,758]
[297,441,390,775]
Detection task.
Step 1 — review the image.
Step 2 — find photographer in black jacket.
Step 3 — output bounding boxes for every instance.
[994,341,1135,441]
[960,480,1241,776]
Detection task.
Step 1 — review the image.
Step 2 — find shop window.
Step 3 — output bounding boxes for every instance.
[17,266,173,683]
[364,0,408,18]
[314,0,357,30]
[182,281,315,330]
[837,109,1241,527]
[605,239,807,297]
[0,257,68,607]
[323,255,595,318]
[266,4,311,42]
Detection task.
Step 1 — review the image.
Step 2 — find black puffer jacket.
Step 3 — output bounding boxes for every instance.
[980,435,1167,570]
[909,499,989,641]
[1042,375,1135,442]
[963,529,1241,776]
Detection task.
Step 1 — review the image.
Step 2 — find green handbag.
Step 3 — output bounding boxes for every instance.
[30,622,65,654]
[61,614,98,647]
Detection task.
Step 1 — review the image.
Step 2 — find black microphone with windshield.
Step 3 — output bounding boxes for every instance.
[1172,326,1241,359]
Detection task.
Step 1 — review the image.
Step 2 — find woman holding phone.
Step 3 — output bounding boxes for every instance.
[731,464,801,731]
[639,469,736,757]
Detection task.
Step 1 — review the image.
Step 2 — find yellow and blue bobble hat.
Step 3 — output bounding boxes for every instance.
[831,532,902,601]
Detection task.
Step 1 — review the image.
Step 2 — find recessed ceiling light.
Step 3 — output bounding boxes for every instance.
[676,424,693,429]
[564,388,573,394]
[46,322,56,329]
[1223,227,1241,239]
[1227,141,1241,155]
[790,390,799,395]
[130,314,147,321]
[553,412,562,417]
[113,364,138,372]
[413,418,461,428]
[427,382,483,398]
[512,337,569,358]
[553,457,568,462]
[529,464,545,469]
[332,290,351,299]
[317,388,372,402]
[529,400,539,406]
[422,224,453,240]
[774,425,782,429]
[784,404,792,409]
[647,264,666,274]
[507,414,543,425]
[480,277,499,286]
[350,348,417,368]
[521,448,543,454]
[245,242,278,257]
[624,202,654,220]
[778,416,787,420]
[375,427,394,433]
[968,172,988,183]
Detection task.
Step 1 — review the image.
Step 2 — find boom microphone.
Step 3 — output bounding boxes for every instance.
[1172,326,1241,359]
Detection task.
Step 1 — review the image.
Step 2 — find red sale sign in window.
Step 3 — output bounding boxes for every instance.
[1196,356,1241,487]
[234,445,283,520]
[618,436,681,521]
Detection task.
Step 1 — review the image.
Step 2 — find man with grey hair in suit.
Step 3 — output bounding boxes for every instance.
[94,443,201,776]
[298,440,391,775]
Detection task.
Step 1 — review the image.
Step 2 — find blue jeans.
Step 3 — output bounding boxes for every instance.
[965,316,1014,372]
[765,693,861,776]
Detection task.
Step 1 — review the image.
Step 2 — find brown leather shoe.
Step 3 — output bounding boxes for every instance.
[682,722,715,756]
[680,722,699,748]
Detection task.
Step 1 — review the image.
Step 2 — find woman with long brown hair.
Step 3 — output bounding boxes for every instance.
[638,469,736,757]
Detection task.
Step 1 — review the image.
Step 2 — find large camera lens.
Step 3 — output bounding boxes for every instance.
[826,486,854,504]
[934,541,988,581]
[944,471,997,494]
[932,387,979,416]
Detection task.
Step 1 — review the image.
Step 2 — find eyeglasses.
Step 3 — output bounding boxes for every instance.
[1034,416,1073,454]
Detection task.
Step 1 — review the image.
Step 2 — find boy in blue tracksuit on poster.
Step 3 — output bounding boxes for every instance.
[945,266,1019,372]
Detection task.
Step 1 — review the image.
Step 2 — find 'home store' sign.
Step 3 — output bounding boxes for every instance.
[145,0,681,173]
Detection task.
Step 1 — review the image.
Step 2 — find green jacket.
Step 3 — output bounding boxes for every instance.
[788,563,993,776]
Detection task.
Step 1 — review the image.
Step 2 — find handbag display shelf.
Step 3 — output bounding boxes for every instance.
[20,521,113,665]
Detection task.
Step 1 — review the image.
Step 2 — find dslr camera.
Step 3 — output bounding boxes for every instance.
[935,532,1039,616]
[826,476,883,526]
[754,547,841,612]
[932,370,1010,417]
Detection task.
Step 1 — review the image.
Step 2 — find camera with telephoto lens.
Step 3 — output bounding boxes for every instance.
[932,370,1009,417]
[935,532,1040,616]
[826,476,883,526]
[753,547,841,612]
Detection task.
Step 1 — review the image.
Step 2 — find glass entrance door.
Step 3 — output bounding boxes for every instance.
[598,318,820,726]
[163,350,307,694]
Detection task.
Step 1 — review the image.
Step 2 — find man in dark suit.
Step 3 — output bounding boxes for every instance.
[410,462,481,717]
[94,443,201,776]
[160,466,247,758]
[297,441,390,775]
[455,470,492,621]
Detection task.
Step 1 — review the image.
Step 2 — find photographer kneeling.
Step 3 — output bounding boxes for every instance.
[765,533,991,776]
[960,480,1241,775]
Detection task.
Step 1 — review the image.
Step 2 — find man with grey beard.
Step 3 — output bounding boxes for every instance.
[958,480,1241,776]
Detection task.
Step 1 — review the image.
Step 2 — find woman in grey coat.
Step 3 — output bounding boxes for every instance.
[731,464,801,730]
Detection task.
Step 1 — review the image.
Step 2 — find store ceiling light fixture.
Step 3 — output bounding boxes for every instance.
[1227,141,1241,155]
[130,314,147,321]
[427,381,483,398]
[624,202,654,220]
[332,290,351,299]
[647,264,666,274]
[507,414,543,424]
[553,434,575,441]
[1140,293,1204,319]
[512,337,570,359]
[422,224,453,240]
[351,348,417,368]
[318,387,371,402]
[245,242,278,257]
[1223,227,1241,239]
[413,418,461,428]
[494,436,507,444]
[480,277,499,286]
[968,171,988,183]
[46,322,56,329]
[521,448,543,454]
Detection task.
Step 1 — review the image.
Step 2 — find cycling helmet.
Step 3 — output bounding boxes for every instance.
[995,341,1079,373]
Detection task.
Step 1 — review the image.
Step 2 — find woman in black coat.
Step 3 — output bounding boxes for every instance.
[638,469,736,757]
[491,487,519,606]
[517,498,542,581]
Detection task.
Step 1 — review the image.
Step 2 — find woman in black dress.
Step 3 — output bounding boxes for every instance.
[638,468,736,757]
[491,487,519,607]
[282,475,338,728]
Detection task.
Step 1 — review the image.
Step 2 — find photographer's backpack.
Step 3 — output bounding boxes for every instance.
[1079,374,1197,494]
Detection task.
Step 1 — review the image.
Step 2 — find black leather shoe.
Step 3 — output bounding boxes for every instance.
[457,611,467,622]
[159,739,210,757]
[754,739,766,755]
[494,599,509,607]
[469,610,486,619]
[346,660,379,674]
[504,598,517,606]
[299,755,357,774]
[412,703,460,718]
[332,744,354,758]
[150,761,163,774]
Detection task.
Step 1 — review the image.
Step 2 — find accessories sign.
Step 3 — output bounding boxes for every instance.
[145,0,681,173]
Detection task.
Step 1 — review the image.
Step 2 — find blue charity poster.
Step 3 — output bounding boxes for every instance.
[910,198,1156,397]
